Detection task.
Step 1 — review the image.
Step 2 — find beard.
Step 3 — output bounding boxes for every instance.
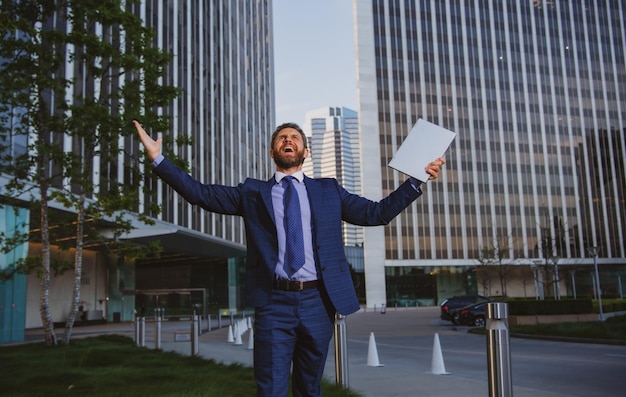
[273,150,306,169]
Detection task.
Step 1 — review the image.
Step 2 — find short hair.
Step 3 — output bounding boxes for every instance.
[271,122,308,149]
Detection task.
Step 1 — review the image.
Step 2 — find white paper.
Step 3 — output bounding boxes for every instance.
[388,119,456,182]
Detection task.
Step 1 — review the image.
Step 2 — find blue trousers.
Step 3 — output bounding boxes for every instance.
[254,287,335,397]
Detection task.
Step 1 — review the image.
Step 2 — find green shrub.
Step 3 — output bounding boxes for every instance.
[507,299,593,315]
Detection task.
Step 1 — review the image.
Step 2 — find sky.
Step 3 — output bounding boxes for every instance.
[272,1,357,127]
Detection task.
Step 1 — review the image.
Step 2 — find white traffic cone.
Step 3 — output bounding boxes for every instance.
[227,325,234,343]
[234,323,243,345]
[430,333,450,375]
[247,327,254,350]
[367,332,384,367]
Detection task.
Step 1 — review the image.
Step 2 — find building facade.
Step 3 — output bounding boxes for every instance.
[303,106,363,247]
[354,0,625,307]
[1,1,274,333]
[128,1,275,319]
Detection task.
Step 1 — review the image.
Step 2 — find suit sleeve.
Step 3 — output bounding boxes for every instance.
[339,179,422,226]
[153,157,243,215]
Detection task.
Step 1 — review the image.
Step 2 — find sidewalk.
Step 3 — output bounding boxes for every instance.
[24,307,567,397]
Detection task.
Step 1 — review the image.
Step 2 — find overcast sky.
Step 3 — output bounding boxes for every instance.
[272,0,357,127]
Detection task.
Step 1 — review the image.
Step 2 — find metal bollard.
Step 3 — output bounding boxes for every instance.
[191,314,200,356]
[155,308,162,350]
[334,314,349,388]
[134,311,140,346]
[140,316,146,347]
[486,302,513,397]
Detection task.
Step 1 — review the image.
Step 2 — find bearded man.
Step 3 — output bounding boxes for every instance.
[133,121,445,397]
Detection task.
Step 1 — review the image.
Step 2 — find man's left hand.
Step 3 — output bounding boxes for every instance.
[425,157,446,180]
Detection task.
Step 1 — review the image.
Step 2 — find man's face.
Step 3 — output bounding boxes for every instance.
[270,127,308,171]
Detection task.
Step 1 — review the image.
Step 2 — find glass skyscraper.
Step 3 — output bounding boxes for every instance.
[139,1,274,243]
[355,0,625,307]
[1,1,274,327]
[303,106,363,247]
[124,1,275,315]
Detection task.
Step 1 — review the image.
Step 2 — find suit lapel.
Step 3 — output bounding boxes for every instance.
[303,176,322,226]
[260,177,277,225]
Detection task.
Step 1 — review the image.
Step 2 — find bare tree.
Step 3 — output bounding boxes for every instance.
[477,235,517,297]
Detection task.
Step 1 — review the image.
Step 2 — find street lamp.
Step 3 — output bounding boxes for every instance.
[532,260,545,300]
[588,247,603,321]
[569,270,577,299]
[530,262,539,300]
[551,256,560,300]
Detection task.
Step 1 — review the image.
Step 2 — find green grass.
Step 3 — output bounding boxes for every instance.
[509,315,626,341]
[0,335,362,397]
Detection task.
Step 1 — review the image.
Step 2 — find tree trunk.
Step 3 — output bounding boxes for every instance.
[39,181,57,347]
[64,193,86,344]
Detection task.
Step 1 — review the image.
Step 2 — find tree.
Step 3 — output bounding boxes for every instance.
[0,0,180,346]
[534,216,568,300]
[476,236,516,297]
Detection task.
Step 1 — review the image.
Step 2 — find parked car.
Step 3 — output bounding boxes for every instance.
[453,302,488,326]
[440,295,490,322]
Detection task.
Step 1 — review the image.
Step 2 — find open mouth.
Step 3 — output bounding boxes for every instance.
[283,146,295,153]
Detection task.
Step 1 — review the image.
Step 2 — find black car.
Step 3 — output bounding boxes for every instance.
[453,302,488,326]
[440,295,490,322]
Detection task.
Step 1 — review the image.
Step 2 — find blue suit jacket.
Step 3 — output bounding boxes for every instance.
[154,158,422,315]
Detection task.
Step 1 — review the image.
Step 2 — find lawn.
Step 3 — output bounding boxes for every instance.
[509,314,626,342]
[0,335,362,397]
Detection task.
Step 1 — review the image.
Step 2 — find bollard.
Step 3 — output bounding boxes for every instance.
[191,314,200,356]
[134,311,140,346]
[334,314,349,388]
[138,316,146,347]
[381,303,386,314]
[155,308,162,350]
[486,302,513,397]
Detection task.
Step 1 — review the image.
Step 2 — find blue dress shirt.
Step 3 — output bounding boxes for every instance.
[272,171,317,281]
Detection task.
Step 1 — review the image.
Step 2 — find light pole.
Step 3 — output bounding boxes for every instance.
[569,270,577,299]
[532,260,545,300]
[589,247,603,321]
[530,263,539,300]
[552,256,560,300]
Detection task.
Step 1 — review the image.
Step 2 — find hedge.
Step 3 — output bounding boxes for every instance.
[506,299,593,315]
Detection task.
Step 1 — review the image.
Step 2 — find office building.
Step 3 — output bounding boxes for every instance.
[303,106,363,247]
[0,0,274,340]
[302,106,366,300]
[354,0,625,307]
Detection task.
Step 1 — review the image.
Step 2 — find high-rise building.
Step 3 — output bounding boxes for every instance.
[303,106,363,247]
[128,1,274,320]
[354,0,625,307]
[0,1,274,332]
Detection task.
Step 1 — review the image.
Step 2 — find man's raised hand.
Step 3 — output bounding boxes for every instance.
[425,157,446,180]
[133,120,162,161]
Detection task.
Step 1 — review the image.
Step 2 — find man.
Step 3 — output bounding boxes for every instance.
[133,120,445,396]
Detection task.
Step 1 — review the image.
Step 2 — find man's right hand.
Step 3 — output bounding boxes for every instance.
[133,120,162,161]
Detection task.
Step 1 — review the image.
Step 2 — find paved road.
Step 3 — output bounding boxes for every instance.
[24,306,626,397]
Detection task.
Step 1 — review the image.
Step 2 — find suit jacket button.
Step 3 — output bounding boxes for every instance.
[321,266,327,271]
